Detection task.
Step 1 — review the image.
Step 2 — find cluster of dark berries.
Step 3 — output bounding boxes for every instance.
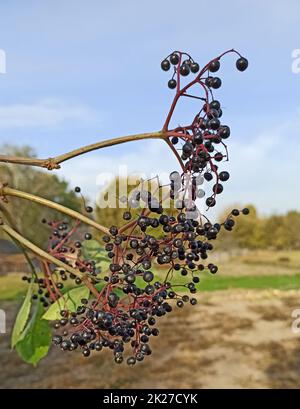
[21,50,250,366]
[23,218,98,305]
[161,51,200,89]
[23,218,99,305]
[44,197,250,365]
[22,275,52,307]
[161,51,247,89]
[161,50,248,210]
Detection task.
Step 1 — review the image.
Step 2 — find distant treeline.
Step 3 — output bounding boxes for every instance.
[94,180,300,251]
[217,205,300,250]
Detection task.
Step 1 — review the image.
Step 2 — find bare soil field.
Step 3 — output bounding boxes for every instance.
[1,288,300,389]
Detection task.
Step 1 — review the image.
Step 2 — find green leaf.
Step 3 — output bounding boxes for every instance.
[82,240,110,273]
[16,302,51,366]
[42,286,90,321]
[11,282,33,348]
[82,239,102,252]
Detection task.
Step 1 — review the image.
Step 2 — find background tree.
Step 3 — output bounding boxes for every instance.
[264,211,300,250]
[0,145,82,248]
[217,205,300,251]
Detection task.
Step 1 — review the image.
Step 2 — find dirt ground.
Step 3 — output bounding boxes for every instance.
[1,289,300,389]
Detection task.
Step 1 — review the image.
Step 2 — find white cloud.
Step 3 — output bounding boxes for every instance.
[222,110,300,216]
[0,98,100,128]
[53,110,300,217]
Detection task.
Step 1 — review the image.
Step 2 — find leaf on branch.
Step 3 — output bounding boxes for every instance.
[42,286,90,321]
[15,302,51,366]
[11,282,34,348]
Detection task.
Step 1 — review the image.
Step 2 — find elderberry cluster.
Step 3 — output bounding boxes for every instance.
[43,198,250,365]
[161,51,200,89]
[161,51,248,89]
[161,50,248,209]
[20,49,250,366]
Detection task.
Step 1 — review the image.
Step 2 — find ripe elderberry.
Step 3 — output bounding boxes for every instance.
[236,57,249,71]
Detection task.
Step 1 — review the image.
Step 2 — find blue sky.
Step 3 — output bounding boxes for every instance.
[0,0,299,217]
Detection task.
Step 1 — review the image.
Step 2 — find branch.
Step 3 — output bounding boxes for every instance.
[0,131,164,170]
[1,186,110,235]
